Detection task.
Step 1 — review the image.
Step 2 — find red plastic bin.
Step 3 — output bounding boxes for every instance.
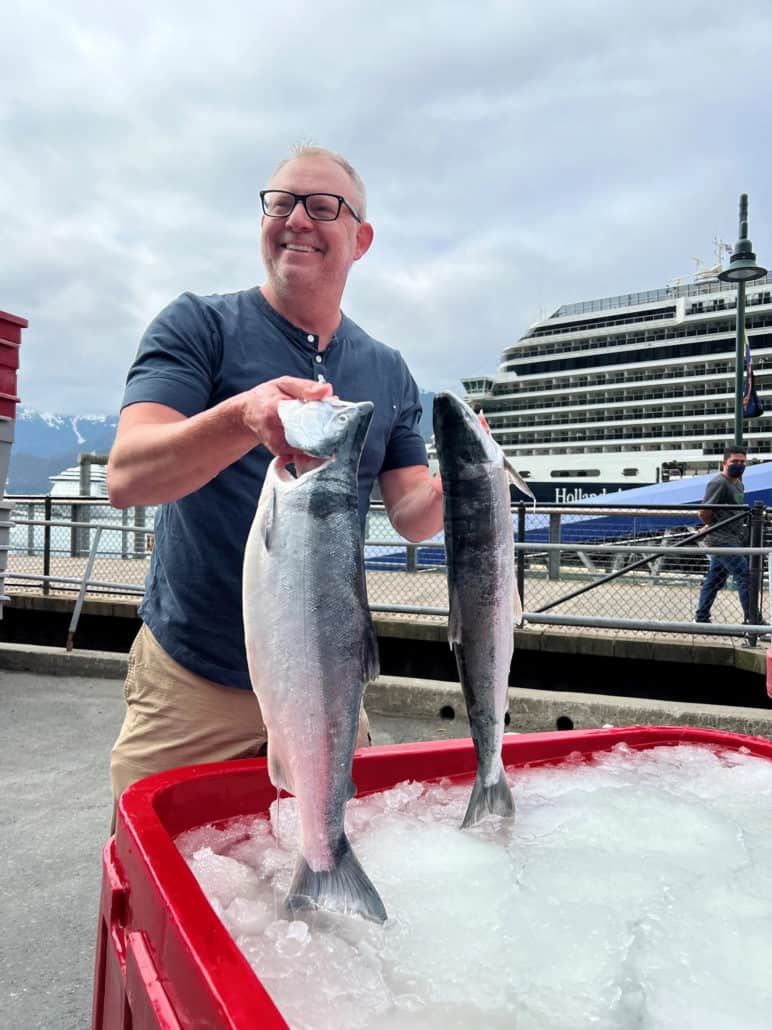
[0,393,20,419]
[92,727,772,1029]
[0,310,26,418]
[0,366,18,396]
[0,310,28,346]
[0,337,20,370]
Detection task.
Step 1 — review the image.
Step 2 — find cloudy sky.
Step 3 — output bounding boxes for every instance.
[3,0,772,414]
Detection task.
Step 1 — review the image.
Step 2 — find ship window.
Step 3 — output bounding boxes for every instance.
[550,469,601,478]
[622,468,639,476]
[519,470,531,478]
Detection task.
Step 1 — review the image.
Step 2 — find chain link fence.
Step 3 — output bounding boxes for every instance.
[4,496,772,638]
[515,502,770,638]
[6,497,152,600]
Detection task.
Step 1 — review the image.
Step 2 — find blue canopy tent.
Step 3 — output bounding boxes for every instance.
[520,463,772,544]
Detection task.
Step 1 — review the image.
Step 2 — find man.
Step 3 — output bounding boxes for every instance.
[694,445,752,626]
[107,145,443,806]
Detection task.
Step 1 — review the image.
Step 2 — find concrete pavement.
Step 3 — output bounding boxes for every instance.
[1,670,122,1030]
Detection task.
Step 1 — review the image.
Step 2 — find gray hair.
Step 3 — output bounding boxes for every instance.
[270,144,367,220]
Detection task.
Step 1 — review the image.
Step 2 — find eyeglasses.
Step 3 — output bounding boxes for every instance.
[259,189,362,224]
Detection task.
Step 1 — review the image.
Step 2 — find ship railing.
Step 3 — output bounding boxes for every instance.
[3,495,772,647]
[554,271,772,318]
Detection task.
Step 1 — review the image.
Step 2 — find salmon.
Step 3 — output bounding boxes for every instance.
[242,397,386,922]
[433,391,533,827]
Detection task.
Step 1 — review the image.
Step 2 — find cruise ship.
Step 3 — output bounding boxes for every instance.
[460,263,772,502]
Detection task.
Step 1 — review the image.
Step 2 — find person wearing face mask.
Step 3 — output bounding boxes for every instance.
[695,446,752,626]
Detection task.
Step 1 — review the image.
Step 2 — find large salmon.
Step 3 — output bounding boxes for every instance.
[242,397,386,922]
[433,391,533,828]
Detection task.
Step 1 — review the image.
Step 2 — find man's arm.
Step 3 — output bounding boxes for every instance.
[379,465,444,543]
[107,377,332,508]
[697,478,727,527]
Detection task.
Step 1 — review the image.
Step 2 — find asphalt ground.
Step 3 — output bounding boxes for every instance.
[1,671,121,1030]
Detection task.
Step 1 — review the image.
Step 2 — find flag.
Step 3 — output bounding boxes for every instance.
[743,331,764,419]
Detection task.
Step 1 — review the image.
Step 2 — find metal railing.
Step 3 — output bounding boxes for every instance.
[4,495,772,644]
[5,497,152,599]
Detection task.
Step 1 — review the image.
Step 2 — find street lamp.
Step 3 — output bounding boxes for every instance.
[717,193,767,447]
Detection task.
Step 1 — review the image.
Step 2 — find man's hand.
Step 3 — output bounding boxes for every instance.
[242,376,333,458]
[108,376,334,508]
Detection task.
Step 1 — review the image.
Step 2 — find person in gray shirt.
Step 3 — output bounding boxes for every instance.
[695,445,751,624]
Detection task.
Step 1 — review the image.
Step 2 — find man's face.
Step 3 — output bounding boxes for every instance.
[260,156,373,304]
[723,452,746,475]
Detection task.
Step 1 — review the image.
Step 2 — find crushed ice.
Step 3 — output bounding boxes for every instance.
[176,743,772,1029]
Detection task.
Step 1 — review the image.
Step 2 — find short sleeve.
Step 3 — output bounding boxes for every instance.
[701,478,729,508]
[380,355,429,472]
[121,293,222,416]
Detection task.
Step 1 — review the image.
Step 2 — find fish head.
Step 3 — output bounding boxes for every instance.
[433,391,500,468]
[279,397,374,462]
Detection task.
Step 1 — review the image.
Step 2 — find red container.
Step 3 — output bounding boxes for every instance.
[0,366,17,396]
[93,727,772,1029]
[0,392,20,418]
[0,337,20,370]
[0,309,28,346]
[0,310,26,417]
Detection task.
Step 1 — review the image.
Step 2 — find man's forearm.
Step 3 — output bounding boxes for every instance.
[381,467,444,543]
[107,397,258,507]
[107,377,333,508]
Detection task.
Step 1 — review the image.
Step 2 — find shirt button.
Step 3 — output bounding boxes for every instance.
[315,354,323,363]
[307,334,315,343]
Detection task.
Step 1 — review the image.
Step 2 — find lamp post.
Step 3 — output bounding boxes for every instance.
[717,193,767,447]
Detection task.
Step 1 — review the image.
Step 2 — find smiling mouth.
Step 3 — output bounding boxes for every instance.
[282,243,320,254]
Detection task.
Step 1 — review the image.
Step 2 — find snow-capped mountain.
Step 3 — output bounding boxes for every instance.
[6,409,119,494]
[5,393,436,495]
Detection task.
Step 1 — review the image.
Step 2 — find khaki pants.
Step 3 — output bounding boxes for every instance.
[110,624,370,819]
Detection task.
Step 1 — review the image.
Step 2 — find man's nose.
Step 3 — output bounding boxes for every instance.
[284,199,314,229]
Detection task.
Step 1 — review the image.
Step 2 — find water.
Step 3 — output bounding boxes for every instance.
[176,743,772,1029]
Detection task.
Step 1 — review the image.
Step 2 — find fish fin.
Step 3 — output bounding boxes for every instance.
[267,743,293,795]
[447,589,462,646]
[285,835,387,924]
[362,624,380,683]
[452,641,467,684]
[461,764,515,829]
[513,580,524,628]
[261,485,278,551]
[503,455,536,504]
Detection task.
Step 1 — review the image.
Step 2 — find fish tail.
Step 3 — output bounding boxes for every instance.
[461,765,515,828]
[285,835,387,924]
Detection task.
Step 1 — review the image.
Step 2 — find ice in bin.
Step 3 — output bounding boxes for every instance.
[92,726,772,1029]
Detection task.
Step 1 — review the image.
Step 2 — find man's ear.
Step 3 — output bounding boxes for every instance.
[353,221,374,261]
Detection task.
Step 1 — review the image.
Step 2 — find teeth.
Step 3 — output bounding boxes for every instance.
[285,244,316,252]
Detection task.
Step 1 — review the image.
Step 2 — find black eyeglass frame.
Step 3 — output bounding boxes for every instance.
[259,189,362,224]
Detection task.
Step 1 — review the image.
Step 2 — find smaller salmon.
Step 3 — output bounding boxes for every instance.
[433,391,534,828]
